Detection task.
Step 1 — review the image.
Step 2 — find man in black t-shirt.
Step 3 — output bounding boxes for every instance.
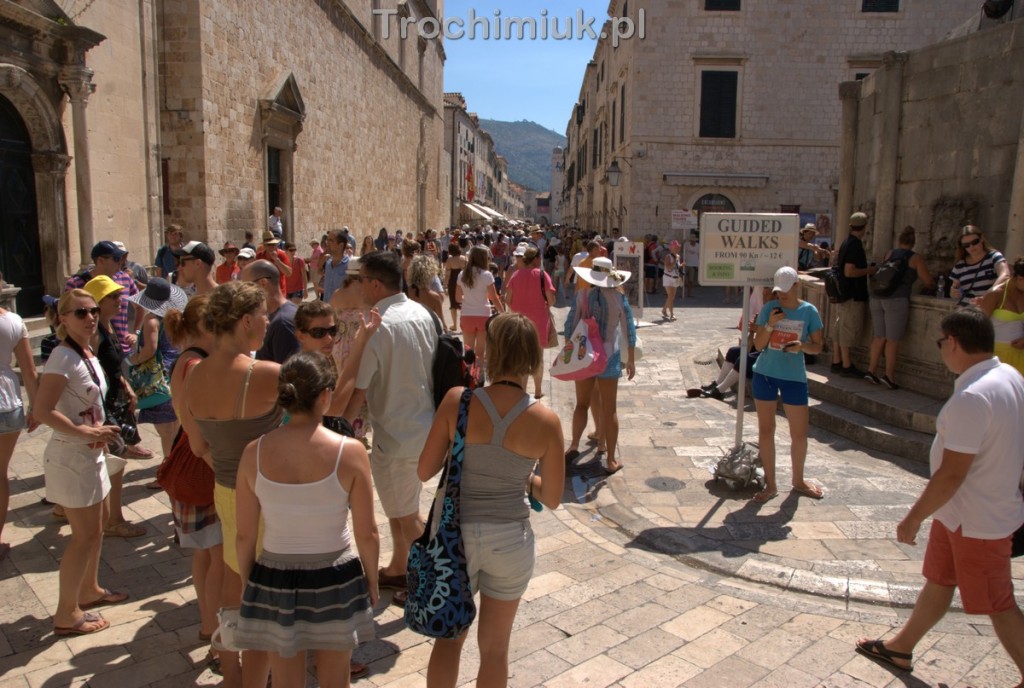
[831,212,879,377]
[242,260,300,364]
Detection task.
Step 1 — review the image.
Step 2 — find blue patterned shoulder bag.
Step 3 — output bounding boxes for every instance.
[405,388,476,638]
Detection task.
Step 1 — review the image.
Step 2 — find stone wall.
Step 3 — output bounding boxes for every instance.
[161,0,446,248]
[850,19,1024,272]
[64,0,157,265]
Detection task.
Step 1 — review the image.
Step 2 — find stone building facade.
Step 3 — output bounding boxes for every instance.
[443,91,524,225]
[0,0,446,316]
[560,0,978,244]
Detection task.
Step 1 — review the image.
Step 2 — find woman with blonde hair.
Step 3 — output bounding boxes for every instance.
[419,313,564,687]
[979,256,1024,376]
[163,294,224,658]
[35,290,124,636]
[408,254,448,328]
[185,281,283,688]
[662,241,683,321]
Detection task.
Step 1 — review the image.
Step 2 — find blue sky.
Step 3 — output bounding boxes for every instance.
[441,1,602,135]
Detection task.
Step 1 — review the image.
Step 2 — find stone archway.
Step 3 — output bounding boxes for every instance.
[0,64,70,305]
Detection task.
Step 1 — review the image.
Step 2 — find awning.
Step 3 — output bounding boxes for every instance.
[473,204,507,221]
[460,203,490,221]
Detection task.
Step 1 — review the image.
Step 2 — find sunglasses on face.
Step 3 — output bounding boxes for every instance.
[961,238,981,249]
[66,307,101,319]
[178,256,197,264]
[303,325,339,339]
[936,335,950,349]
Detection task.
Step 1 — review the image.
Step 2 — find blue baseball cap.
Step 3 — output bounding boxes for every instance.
[91,240,127,261]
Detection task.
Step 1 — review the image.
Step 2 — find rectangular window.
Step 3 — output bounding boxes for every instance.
[862,0,899,11]
[620,85,626,141]
[705,0,740,10]
[592,128,599,169]
[611,101,617,149]
[699,71,738,139]
[161,158,171,215]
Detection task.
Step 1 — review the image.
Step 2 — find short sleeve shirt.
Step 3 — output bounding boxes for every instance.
[64,270,139,354]
[951,250,1006,301]
[355,293,437,457]
[930,358,1024,538]
[43,346,108,443]
[752,300,823,383]
[839,235,869,301]
[459,269,495,317]
[256,301,299,364]
[0,311,27,412]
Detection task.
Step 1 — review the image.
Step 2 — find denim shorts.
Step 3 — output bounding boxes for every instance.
[752,373,809,406]
[463,521,535,600]
[0,406,25,434]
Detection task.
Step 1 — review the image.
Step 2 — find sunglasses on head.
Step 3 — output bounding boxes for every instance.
[178,256,197,264]
[961,237,981,249]
[66,307,101,319]
[303,325,338,339]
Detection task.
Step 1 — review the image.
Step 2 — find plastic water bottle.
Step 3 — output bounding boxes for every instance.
[936,275,946,299]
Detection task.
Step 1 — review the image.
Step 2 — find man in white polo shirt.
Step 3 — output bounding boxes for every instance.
[856,307,1024,679]
[344,250,437,606]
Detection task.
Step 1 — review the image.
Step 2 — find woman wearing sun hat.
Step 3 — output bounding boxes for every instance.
[562,257,637,474]
[216,242,241,284]
[127,278,187,461]
[750,266,825,504]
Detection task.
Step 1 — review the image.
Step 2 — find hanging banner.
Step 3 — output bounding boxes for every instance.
[698,213,800,287]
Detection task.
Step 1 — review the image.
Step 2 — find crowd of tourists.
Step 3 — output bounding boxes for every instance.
[2,211,1024,685]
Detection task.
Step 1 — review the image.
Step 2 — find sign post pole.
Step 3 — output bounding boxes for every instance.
[697,213,800,451]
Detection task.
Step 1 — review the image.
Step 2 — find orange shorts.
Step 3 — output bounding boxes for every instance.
[921,520,1015,615]
[461,315,490,338]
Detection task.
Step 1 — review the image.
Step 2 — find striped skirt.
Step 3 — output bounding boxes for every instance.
[235,550,375,658]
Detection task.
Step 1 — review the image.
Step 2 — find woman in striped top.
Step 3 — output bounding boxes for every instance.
[950,225,1010,304]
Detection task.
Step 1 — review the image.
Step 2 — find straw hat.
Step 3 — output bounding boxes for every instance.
[573,257,631,288]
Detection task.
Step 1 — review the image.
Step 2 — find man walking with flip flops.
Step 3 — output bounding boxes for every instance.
[856,307,1024,679]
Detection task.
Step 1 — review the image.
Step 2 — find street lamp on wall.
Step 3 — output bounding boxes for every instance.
[607,160,623,187]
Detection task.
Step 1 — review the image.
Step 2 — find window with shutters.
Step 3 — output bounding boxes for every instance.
[862,0,899,11]
[699,70,738,139]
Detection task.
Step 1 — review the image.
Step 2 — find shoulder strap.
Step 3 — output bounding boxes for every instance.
[256,435,264,475]
[334,435,346,473]
[475,388,535,446]
[236,360,258,419]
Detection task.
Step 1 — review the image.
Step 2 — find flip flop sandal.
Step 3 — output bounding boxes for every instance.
[80,589,129,611]
[792,484,825,500]
[54,612,109,636]
[855,639,913,673]
[350,661,369,679]
[52,508,68,523]
[104,521,146,538]
[752,490,779,504]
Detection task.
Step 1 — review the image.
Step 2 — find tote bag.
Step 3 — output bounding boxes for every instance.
[550,307,606,381]
[405,389,476,638]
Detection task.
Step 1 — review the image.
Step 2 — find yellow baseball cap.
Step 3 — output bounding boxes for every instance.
[84,275,124,304]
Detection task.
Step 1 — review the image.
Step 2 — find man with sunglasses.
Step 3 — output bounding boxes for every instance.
[242,259,300,364]
[173,241,218,296]
[856,308,1024,679]
[830,212,878,378]
[64,241,141,355]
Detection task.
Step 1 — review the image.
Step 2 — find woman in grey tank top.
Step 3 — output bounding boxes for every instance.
[417,313,565,688]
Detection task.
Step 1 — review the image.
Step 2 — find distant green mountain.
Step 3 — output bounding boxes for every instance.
[478,119,566,193]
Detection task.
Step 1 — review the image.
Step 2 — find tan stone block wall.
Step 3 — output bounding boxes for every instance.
[168,0,446,248]
[63,0,156,265]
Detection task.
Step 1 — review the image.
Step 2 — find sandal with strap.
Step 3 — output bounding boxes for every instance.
[104,521,146,538]
[54,611,109,637]
[855,639,913,673]
[80,588,129,611]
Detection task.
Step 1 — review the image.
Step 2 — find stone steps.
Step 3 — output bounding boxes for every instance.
[805,364,939,463]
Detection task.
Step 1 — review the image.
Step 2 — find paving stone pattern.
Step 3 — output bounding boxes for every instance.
[0,289,1020,686]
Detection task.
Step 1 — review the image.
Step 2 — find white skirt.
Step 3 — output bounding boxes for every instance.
[44,437,110,508]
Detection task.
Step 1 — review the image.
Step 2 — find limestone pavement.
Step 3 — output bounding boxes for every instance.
[0,288,1020,686]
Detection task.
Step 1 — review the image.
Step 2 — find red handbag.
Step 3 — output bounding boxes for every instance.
[155,359,215,505]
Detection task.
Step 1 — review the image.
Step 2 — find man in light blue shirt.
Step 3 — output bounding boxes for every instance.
[321,228,351,301]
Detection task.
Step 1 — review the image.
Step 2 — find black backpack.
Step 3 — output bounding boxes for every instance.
[822,265,848,303]
[429,313,477,409]
[870,250,912,298]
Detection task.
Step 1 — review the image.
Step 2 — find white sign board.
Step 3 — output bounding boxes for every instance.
[671,209,699,232]
[698,213,800,287]
[613,242,645,319]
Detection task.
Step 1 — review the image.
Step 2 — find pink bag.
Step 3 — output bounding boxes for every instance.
[550,313,606,381]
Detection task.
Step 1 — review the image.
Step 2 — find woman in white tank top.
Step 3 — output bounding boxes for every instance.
[234,351,379,687]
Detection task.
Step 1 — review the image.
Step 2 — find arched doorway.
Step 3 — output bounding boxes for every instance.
[0,94,41,316]
[693,193,736,215]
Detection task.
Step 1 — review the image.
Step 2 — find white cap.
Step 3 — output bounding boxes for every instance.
[513,242,530,256]
[772,266,799,293]
[238,247,256,260]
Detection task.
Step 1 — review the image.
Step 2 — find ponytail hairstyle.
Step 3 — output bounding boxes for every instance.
[276,351,337,415]
[164,293,211,349]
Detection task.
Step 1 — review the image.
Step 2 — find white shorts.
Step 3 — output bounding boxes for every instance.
[463,521,535,600]
[369,453,422,518]
[44,438,110,508]
[663,274,681,288]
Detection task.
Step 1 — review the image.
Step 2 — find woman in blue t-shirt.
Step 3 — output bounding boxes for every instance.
[751,267,825,504]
